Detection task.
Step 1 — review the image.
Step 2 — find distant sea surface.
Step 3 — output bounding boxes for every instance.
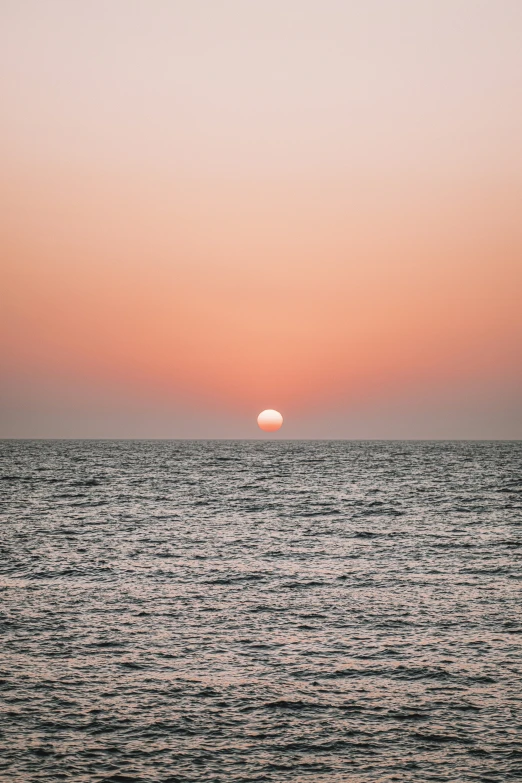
[1,440,521,782]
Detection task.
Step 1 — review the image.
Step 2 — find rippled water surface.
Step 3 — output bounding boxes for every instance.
[1,440,522,782]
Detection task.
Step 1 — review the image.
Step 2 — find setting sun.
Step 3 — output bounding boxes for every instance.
[257,410,283,432]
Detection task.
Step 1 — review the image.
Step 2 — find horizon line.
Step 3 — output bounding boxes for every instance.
[1,437,520,443]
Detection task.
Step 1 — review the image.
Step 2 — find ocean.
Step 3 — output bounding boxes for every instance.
[1,439,521,782]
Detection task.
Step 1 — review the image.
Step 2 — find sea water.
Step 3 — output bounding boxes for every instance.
[1,440,521,781]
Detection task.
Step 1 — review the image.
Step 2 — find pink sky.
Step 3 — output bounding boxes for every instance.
[1,1,521,438]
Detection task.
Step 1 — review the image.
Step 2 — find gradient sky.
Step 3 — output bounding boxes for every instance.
[1,0,521,438]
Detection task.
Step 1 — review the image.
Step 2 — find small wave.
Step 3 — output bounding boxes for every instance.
[280,580,326,589]
[72,478,101,487]
[264,699,321,711]
[204,573,265,585]
[411,732,466,744]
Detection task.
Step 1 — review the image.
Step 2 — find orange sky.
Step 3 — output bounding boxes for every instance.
[1,1,521,438]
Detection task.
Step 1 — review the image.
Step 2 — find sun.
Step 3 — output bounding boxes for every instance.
[257,409,283,432]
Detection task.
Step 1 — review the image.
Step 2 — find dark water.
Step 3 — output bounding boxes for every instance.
[1,440,521,782]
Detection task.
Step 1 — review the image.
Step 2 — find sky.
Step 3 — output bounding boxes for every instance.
[1,0,521,439]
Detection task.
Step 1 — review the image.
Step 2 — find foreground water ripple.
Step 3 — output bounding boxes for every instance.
[1,440,521,781]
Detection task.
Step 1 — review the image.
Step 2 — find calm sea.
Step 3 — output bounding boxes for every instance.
[1,440,521,782]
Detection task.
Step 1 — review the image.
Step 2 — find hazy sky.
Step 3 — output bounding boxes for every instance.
[1,0,521,438]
